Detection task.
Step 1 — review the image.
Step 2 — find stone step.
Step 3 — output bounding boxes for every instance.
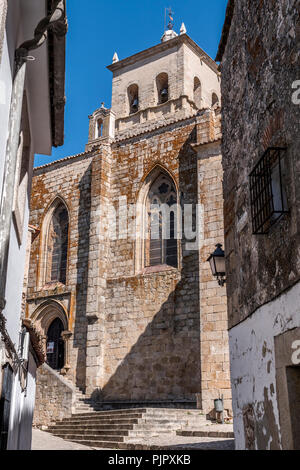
[86,402,197,410]
[127,429,172,437]
[134,417,205,425]
[64,438,160,450]
[48,423,180,434]
[61,414,144,422]
[75,405,94,408]
[75,409,96,412]
[47,407,213,450]
[74,410,100,414]
[50,429,130,437]
[75,406,107,411]
[177,430,234,438]
[64,439,126,449]
[64,411,145,421]
[58,418,141,426]
[67,408,148,417]
[75,404,95,408]
[71,407,201,416]
[50,418,188,427]
[59,417,199,427]
[52,433,125,442]
[48,423,135,431]
[74,407,102,412]
[68,410,205,420]
[73,412,206,420]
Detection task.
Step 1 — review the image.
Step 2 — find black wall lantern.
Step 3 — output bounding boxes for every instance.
[207,243,226,286]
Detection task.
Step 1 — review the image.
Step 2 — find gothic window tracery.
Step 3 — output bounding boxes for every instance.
[46,202,69,284]
[144,173,178,268]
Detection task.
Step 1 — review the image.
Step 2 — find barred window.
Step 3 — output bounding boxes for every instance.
[249,147,288,234]
[46,203,69,284]
[144,173,178,268]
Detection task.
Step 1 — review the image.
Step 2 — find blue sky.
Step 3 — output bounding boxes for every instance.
[35,0,228,167]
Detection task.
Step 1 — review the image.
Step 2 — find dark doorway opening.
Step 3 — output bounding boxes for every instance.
[286,366,300,450]
[46,318,65,370]
[0,364,13,450]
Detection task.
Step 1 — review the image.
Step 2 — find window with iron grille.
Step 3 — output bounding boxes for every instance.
[249,147,288,234]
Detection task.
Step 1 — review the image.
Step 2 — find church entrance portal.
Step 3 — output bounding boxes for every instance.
[46,318,65,370]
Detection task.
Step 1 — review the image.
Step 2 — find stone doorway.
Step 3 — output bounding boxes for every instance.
[286,365,300,449]
[275,327,300,449]
[46,318,65,371]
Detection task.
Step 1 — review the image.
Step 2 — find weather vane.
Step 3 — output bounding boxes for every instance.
[165,7,174,31]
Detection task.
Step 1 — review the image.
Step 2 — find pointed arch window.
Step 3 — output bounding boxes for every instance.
[212,93,219,107]
[128,84,139,114]
[156,73,169,104]
[144,173,178,268]
[95,118,103,138]
[46,202,69,284]
[193,77,202,108]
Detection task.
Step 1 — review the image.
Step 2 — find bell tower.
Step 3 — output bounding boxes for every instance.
[86,21,221,146]
[105,23,220,136]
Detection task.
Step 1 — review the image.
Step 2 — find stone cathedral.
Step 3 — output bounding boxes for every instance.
[26,24,232,421]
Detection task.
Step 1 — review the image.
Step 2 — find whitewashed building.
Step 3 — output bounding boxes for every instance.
[0,0,67,449]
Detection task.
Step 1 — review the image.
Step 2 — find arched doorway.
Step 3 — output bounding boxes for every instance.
[46,318,65,370]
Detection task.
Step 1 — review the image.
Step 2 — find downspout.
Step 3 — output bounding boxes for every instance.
[0,0,66,359]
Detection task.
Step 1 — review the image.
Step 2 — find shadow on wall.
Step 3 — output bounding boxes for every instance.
[91,128,202,405]
[8,405,35,450]
[73,163,92,390]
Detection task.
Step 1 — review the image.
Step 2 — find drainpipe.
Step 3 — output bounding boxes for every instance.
[0,0,66,358]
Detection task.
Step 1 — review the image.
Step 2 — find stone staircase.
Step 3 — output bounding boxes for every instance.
[73,387,198,414]
[73,388,104,414]
[46,407,208,449]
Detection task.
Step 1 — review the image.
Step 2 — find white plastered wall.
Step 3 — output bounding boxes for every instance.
[229,281,300,449]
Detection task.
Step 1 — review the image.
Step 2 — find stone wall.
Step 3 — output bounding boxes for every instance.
[219,0,300,449]
[197,143,231,415]
[33,363,75,427]
[220,0,300,329]
[27,152,93,389]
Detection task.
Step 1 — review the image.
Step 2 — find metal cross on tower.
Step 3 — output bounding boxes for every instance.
[164,7,174,31]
